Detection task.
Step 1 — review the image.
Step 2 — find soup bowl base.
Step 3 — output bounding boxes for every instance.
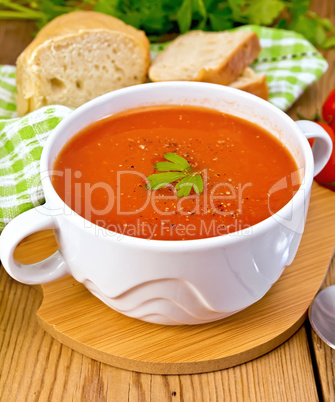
[0,82,332,325]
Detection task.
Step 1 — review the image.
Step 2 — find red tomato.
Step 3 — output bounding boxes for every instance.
[314,122,335,188]
[331,120,335,134]
[322,88,335,124]
[308,138,314,147]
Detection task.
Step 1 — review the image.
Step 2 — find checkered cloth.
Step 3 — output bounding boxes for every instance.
[0,26,328,232]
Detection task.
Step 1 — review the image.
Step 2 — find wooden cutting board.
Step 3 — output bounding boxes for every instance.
[12,182,335,375]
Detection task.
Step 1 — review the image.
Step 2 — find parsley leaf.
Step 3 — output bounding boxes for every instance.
[193,173,204,194]
[155,152,191,172]
[175,174,204,197]
[147,171,187,190]
[241,0,285,26]
[146,153,204,197]
[177,0,192,33]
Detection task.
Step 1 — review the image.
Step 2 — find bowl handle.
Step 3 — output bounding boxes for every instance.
[0,206,68,284]
[295,120,333,176]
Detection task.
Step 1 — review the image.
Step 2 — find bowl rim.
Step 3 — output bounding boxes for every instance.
[40,81,314,250]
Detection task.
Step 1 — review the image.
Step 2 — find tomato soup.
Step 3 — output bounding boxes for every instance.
[52,105,300,240]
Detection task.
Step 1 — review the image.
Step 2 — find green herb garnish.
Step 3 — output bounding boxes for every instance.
[0,1,335,49]
[147,153,204,197]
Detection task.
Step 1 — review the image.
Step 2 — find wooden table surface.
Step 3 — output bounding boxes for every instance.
[1,1,335,400]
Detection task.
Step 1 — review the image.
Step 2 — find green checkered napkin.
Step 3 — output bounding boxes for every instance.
[0,101,72,231]
[239,25,328,110]
[0,26,328,232]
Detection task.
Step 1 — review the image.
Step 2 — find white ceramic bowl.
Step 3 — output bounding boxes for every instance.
[0,82,332,325]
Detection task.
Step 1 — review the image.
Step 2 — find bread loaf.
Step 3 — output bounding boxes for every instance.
[148,30,261,85]
[16,11,150,115]
[229,67,268,100]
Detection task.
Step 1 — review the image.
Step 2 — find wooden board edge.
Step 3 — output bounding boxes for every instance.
[35,304,308,375]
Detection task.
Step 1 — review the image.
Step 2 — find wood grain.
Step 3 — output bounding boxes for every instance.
[311,256,335,401]
[0,268,319,401]
[0,20,35,65]
[13,183,329,375]
[298,1,335,401]
[1,0,335,397]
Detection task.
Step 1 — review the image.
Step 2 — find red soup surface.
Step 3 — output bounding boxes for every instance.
[52,105,300,240]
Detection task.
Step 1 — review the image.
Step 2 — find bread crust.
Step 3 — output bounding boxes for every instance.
[16,11,150,115]
[229,68,268,100]
[19,11,149,61]
[149,30,261,85]
[197,32,261,85]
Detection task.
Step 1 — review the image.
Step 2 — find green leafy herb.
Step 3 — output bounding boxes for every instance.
[0,1,334,49]
[147,153,204,197]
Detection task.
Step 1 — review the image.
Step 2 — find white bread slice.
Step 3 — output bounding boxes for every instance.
[148,30,261,85]
[16,11,150,116]
[229,67,268,100]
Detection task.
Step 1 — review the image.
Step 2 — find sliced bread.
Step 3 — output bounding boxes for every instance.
[229,67,268,100]
[148,30,261,85]
[16,11,150,115]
